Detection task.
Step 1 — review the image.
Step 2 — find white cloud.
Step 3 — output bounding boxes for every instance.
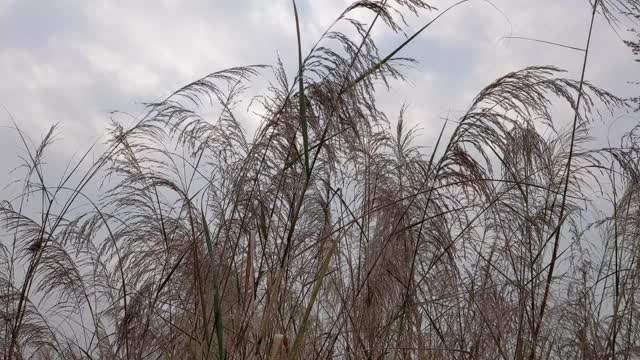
[0,0,637,183]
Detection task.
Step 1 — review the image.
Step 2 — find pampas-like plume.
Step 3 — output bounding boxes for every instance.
[1,1,640,359]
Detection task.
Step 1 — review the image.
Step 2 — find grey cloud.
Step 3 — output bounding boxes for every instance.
[0,0,637,192]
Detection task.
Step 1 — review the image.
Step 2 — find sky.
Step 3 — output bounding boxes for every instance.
[0,0,638,191]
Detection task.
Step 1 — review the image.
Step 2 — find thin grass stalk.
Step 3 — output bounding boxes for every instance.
[531,2,600,358]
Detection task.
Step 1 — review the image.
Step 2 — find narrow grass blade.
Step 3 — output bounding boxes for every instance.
[202,212,225,360]
[342,0,470,94]
[288,240,337,360]
[293,0,310,177]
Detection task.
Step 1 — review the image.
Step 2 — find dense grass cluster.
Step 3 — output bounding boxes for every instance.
[2,0,640,359]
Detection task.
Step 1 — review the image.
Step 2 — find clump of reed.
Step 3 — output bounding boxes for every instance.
[2,0,640,359]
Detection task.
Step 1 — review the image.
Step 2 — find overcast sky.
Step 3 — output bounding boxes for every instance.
[0,0,638,191]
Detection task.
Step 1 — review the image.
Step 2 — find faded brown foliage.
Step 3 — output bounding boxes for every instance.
[1,1,640,359]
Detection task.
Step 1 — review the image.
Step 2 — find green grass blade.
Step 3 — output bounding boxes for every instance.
[342,0,470,94]
[292,0,310,177]
[202,212,225,360]
[288,240,337,360]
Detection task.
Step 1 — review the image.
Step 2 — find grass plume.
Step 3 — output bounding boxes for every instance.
[1,1,640,359]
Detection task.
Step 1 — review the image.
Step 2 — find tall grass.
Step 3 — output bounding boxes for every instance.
[2,0,640,359]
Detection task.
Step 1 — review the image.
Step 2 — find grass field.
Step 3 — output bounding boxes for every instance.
[2,0,640,359]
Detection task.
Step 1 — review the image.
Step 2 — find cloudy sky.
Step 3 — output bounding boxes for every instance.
[0,0,638,189]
